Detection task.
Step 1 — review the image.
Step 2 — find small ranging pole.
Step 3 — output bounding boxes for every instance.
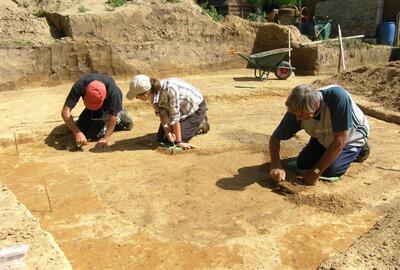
[13,131,19,156]
[288,27,291,65]
[338,25,346,72]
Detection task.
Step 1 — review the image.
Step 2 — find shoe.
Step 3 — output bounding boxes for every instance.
[196,116,210,135]
[117,108,133,131]
[355,142,370,162]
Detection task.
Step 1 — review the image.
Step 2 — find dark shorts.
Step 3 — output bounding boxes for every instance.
[296,137,363,177]
[157,101,207,143]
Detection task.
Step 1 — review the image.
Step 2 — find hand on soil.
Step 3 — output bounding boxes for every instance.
[177,142,196,150]
[75,132,87,146]
[94,138,108,151]
[269,168,286,183]
[302,170,318,185]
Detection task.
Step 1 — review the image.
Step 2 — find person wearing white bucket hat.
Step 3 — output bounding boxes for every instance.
[126,74,210,150]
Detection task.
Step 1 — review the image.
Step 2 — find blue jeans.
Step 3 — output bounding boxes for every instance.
[296,138,362,177]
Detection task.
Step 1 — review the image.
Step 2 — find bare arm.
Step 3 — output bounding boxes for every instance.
[61,105,87,145]
[94,114,117,150]
[303,131,348,185]
[170,122,195,149]
[269,135,283,169]
[269,135,286,182]
[61,105,80,134]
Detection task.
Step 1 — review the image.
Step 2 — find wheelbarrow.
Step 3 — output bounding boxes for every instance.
[229,48,294,80]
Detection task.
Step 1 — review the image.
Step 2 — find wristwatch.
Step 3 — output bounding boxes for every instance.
[313,168,321,175]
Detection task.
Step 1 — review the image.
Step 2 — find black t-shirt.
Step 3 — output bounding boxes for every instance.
[64,73,123,115]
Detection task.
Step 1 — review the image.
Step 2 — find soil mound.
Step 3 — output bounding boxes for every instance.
[0,1,53,46]
[0,0,310,90]
[314,61,400,112]
[286,193,363,215]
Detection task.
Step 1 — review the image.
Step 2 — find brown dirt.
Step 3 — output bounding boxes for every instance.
[0,69,399,270]
[1,1,400,269]
[0,184,72,269]
[318,201,400,270]
[314,61,400,112]
[286,194,364,216]
[0,0,310,90]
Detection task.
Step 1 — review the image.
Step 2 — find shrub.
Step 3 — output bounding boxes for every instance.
[78,5,89,13]
[105,0,126,8]
[200,3,223,22]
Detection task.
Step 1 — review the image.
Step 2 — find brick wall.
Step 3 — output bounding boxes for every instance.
[315,0,384,37]
[227,0,252,18]
[383,0,400,21]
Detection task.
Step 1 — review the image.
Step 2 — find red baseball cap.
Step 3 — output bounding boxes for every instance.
[83,80,106,110]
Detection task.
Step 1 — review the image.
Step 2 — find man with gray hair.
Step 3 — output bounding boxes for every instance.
[269,84,370,185]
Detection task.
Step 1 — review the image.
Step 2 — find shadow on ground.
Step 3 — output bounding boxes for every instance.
[45,124,157,152]
[90,133,158,153]
[44,124,74,150]
[233,76,260,82]
[216,162,276,191]
[216,158,309,194]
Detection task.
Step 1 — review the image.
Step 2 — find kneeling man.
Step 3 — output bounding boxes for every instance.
[269,84,370,185]
[61,73,132,150]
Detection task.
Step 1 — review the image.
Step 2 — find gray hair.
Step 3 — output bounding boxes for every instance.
[285,84,320,112]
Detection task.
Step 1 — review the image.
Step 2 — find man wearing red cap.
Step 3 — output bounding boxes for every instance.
[61,73,133,150]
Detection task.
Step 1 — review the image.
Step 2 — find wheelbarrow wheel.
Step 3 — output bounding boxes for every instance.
[274,61,292,80]
[254,69,268,81]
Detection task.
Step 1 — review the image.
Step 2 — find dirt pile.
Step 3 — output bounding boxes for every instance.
[314,61,400,112]
[0,0,310,91]
[0,184,72,269]
[0,1,53,46]
[286,193,363,215]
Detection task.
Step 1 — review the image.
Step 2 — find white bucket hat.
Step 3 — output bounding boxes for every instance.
[126,74,151,100]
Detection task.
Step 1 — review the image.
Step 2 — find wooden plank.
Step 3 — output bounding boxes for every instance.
[300,35,365,47]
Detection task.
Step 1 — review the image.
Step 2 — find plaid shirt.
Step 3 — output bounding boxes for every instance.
[152,78,203,124]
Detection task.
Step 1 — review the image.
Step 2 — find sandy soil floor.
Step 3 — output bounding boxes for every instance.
[0,69,399,269]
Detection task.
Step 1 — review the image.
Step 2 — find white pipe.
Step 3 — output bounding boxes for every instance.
[288,27,291,65]
[338,24,346,72]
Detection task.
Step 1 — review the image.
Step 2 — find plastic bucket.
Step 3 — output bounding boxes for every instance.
[379,22,395,46]
[314,22,331,40]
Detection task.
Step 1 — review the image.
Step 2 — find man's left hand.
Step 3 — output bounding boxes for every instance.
[94,137,108,151]
[302,170,319,185]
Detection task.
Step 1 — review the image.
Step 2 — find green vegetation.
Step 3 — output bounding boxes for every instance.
[247,12,265,22]
[78,5,89,13]
[105,0,126,8]
[199,3,223,22]
[32,8,46,17]
[13,40,34,47]
[166,0,181,3]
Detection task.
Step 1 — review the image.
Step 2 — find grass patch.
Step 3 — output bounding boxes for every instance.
[13,40,34,47]
[106,0,126,8]
[78,5,89,13]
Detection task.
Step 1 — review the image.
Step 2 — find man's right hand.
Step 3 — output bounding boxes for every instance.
[269,168,286,183]
[75,132,88,146]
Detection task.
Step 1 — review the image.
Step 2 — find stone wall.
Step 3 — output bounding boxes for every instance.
[292,42,392,75]
[315,0,384,37]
